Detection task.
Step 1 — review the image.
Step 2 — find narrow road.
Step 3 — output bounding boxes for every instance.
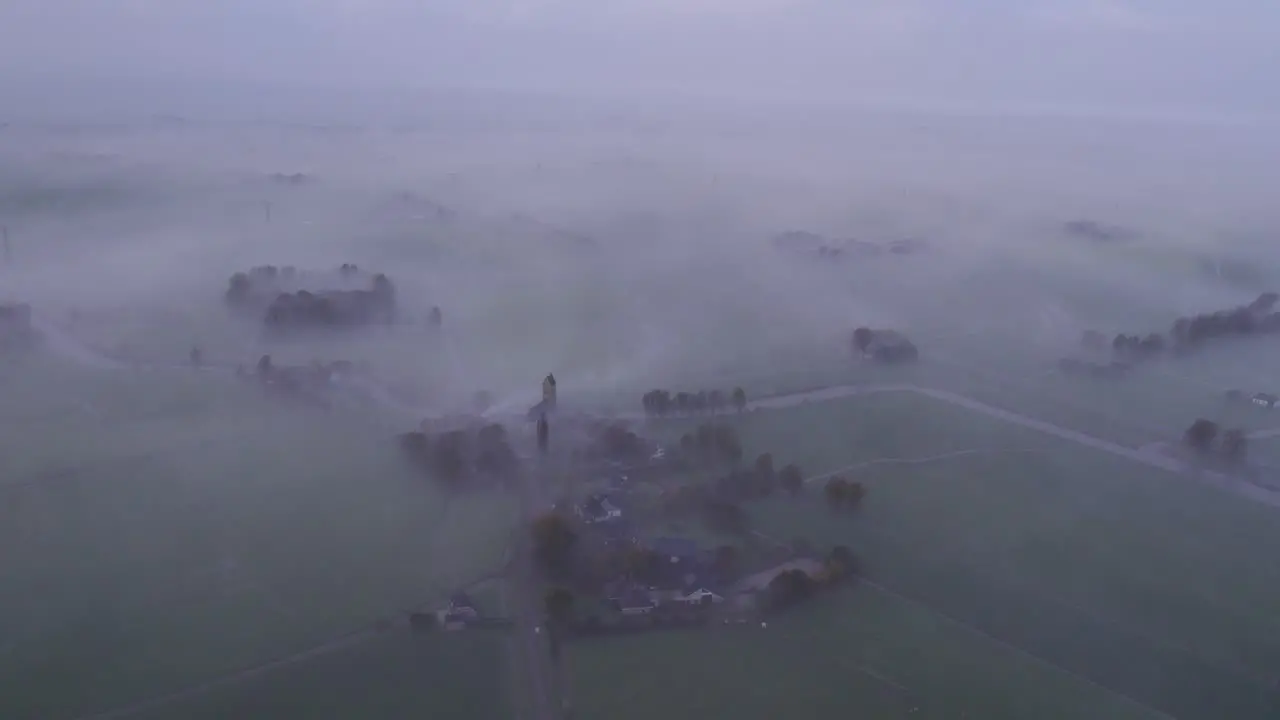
[509,460,559,720]
[639,383,1280,510]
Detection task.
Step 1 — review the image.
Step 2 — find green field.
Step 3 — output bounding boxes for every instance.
[129,632,513,720]
[573,394,1280,720]
[0,359,517,719]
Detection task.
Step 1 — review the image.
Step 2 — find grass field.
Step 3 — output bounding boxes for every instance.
[573,393,1280,720]
[129,632,513,720]
[0,358,517,719]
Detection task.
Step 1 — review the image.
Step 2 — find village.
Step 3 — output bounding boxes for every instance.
[404,372,862,643]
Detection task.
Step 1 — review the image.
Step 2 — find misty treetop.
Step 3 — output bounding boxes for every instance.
[642,387,746,417]
[224,263,401,333]
[1077,292,1280,366]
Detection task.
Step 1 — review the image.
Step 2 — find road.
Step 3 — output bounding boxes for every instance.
[630,382,1280,510]
[508,458,560,720]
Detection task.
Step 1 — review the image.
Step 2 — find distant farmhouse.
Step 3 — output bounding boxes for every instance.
[1254,393,1277,409]
[575,493,623,524]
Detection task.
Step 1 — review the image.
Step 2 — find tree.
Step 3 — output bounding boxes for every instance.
[433,430,469,480]
[852,327,874,354]
[824,476,849,508]
[754,452,775,481]
[544,587,575,627]
[713,424,744,466]
[531,513,577,572]
[826,545,857,579]
[1183,418,1219,454]
[1221,428,1248,464]
[679,433,695,456]
[765,568,816,611]
[1138,333,1165,357]
[845,481,867,509]
[731,387,747,413]
[779,464,804,497]
[675,392,692,415]
[708,389,725,412]
[713,544,740,578]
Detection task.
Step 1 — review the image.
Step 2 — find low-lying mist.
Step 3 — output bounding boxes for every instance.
[4,109,1278,411]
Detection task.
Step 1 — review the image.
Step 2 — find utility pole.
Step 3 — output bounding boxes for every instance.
[2,225,10,264]
[263,201,272,223]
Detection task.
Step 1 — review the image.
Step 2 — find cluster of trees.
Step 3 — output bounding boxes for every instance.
[532,512,579,577]
[822,476,868,511]
[678,422,745,468]
[851,327,919,364]
[582,422,650,464]
[1083,292,1280,364]
[264,275,396,332]
[1183,419,1248,464]
[397,422,519,490]
[225,264,399,331]
[641,387,747,416]
[761,545,858,613]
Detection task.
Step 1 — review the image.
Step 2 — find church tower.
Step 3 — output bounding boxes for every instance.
[542,373,557,410]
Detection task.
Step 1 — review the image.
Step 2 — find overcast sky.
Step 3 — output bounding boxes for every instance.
[1,1,1276,118]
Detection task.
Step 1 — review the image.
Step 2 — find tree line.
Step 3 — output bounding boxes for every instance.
[1084,292,1280,364]
[642,387,747,417]
[397,422,520,490]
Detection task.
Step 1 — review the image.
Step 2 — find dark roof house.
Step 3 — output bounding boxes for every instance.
[1254,393,1278,408]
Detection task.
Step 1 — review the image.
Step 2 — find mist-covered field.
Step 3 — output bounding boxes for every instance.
[4,103,1280,719]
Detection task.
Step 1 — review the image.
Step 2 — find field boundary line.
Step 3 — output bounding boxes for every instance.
[805,448,1050,484]
[855,578,1177,720]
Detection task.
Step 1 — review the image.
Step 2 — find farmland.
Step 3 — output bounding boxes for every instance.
[570,392,1280,720]
[0,359,518,720]
[128,632,513,720]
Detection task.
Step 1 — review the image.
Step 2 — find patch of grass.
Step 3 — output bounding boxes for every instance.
[0,362,517,719]
[752,422,1280,719]
[128,633,512,720]
[568,587,1161,720]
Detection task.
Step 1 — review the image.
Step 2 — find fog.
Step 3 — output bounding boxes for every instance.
[4,110,1279,405]
[5,2,1280,718]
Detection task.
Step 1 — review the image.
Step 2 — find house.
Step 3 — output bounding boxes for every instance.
[675,584,725,606]
[576,493,622,524]
[1254,393,1277,409]
[611,586,656,615]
